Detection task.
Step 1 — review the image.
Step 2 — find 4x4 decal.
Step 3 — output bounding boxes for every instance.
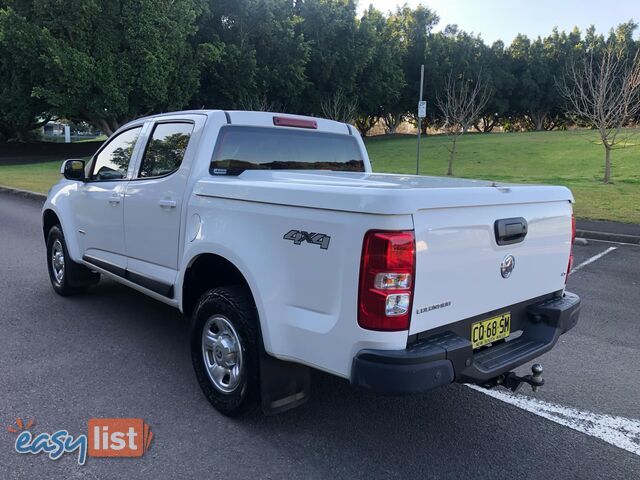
[283,230,331,250]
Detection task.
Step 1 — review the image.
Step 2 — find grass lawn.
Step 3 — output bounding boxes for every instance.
[366,129,640,224]
[0,160,70,194]
[0,129,638,223]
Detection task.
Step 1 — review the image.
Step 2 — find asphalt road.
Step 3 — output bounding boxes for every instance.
[1,192,638,479]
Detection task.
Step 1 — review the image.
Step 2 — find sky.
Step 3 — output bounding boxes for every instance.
[358,0,639,45]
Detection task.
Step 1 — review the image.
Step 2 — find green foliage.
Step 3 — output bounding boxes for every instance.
[392,5,439,118]
[194,0,309,111]
[353,5,405,133]
[0,0,637,147]
[295,0,363,114]
[1,0,203,136]
[0,6,51,140]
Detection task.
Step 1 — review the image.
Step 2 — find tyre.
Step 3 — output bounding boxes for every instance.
[46,224,99,296]
[190,286,260,417]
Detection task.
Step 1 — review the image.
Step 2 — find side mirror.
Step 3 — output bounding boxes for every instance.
[61,159,86,181]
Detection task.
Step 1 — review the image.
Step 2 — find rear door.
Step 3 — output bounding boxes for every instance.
[75,126,144,272]
[122,115,202,296]
[409,200,573,335]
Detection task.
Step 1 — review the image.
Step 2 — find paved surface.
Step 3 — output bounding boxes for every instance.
[576,219,640,245]
[0,193,639,479]
[577,219,640,237]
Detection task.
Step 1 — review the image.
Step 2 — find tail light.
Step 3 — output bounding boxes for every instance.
[358,230,416,331]
[566,214,576,282]
[273,116,318,129]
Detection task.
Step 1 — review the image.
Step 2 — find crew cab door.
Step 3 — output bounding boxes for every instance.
[75,126,144,272]
[122,115,202,297]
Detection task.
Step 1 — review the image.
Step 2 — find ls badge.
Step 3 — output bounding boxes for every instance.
[283,230,331,250]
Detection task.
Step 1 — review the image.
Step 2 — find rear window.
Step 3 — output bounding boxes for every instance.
[210,126,365,175]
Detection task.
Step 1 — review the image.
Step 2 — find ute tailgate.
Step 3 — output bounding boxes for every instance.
[409,199,572,335]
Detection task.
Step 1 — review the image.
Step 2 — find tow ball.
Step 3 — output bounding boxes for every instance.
[496,364,545,393]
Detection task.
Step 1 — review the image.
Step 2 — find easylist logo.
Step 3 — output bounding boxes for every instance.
[8,417,153,465]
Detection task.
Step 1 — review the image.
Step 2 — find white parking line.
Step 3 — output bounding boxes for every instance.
[571,246,617,274]
[467,385,640,456]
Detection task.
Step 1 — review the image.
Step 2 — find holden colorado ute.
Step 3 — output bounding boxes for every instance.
[42,110,581,416]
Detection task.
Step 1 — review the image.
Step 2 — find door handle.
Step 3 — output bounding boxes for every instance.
[159,199,177,209]
[494,217,528,245]
[108,194,121,205]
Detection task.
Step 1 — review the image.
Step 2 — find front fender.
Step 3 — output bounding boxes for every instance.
[42,181,83,263]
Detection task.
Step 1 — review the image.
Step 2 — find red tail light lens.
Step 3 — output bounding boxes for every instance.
[358,230,416,331]
[566,214,576,282]
[273,116,318,129]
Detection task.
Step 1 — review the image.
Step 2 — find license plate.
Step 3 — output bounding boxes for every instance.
[471,313,511,349]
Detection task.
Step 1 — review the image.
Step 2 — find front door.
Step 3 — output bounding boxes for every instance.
[75,126,143,273]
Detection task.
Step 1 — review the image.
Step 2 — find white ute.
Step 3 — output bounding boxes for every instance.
[42,110,581,416]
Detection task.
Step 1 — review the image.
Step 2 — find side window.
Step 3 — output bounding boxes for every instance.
[138,122,194,178]
[90,127,142,181]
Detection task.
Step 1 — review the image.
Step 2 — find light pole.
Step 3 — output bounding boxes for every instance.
[416,64,425,175]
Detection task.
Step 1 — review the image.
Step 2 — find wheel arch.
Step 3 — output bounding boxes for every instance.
[181,253,257,320]
[42,208,61,242]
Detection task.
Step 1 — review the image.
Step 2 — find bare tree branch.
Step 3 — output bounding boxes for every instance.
[558,45,640,183]
[239,94,279,113]
[320,89,358,124]
[436,72,491,175]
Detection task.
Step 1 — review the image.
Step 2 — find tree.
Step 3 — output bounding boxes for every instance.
[353,6,405,136]
[436,72,491,175]
[320,88,357,122]
[22,0,204,135]
[250,0,309,110]
[558,43,640,183]
[0,7,51,141]
[504,28,582,132]
[193,0,310,112]
[295,0,363,115]
[389,5,438,134]
[475,40,514,133]
[193,5,258,110]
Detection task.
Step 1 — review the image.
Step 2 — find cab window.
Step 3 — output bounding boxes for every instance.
[210,126,365,175]
[90,127,142,181]
[138,122,194,178]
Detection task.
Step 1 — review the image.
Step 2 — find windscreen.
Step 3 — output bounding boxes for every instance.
[210,126,365,175]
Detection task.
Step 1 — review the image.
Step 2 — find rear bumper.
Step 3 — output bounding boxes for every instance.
[350,291,581,394]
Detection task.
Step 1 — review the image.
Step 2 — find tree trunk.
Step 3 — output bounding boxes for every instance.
[604,145,612,184]
[109,118,122,134]
[535,117,544,131]
[474,116,496,133]
[355,115,377,137]
[382,113,403,135]
[95,119,114,137]
[447,136,458,176]
[530,111,547,131]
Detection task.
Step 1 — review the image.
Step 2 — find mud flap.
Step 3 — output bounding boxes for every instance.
[260,347,310,415]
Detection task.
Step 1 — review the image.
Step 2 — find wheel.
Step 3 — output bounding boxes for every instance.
[190,286,260,417]
[46,224,99,296]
